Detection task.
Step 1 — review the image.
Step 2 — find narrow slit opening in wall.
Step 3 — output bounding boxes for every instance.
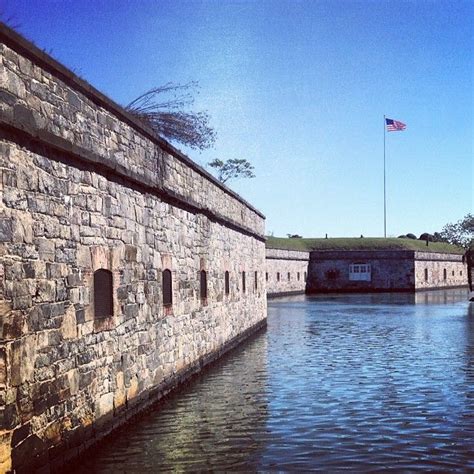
[200,270,207,299]
[225,271,230,295]
[163,269,172,306]
[94,269,113,318]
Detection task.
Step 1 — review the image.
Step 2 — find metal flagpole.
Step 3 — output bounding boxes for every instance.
[383,115,386,238]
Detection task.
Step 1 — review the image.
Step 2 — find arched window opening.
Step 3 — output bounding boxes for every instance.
[200,270,207,299]
[163,269,172,306]
[94,269,113,318]
[242,271,246,293]
[225,271,230,295]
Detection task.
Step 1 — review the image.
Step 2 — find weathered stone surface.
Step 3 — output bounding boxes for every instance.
[0,218,12,242]
[307,250,467,292]
[0,28,266,474]
[265,248,309,296]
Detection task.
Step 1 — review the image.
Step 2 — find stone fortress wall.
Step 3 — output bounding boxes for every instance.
[265,248,309,296]
[0,25,266,473]
[413,251,467,290]
[307,250,467,293]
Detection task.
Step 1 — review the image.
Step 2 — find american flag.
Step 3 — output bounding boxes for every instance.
[385,118,406,132]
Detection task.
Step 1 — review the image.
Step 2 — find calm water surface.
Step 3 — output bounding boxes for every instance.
[77,290,474,472]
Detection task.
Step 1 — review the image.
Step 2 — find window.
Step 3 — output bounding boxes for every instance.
[277,272,280,282]
[452,270,455,276]
[242,271,246,293]
[94,269,113,318]
[163,269,172,306]
[443,268,447,280]
[200,270,207,299]
[349,263,371,281]
[460,271,463,276]
[265,272,269,282]
[225,271,230,295]
[424,268,428,282]
[287,272,291,281]
[254,271,258,291]
[297,272,300,281]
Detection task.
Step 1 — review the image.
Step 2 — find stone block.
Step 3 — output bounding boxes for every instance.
[61,306,77,340]
[37,239,55,262]
[9,335,36,386]
[95,392,114,419]
[0,218,12,242]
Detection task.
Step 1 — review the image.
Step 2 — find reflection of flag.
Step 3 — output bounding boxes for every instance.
[386,118,406,131]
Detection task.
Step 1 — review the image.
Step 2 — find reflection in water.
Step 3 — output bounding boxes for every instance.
[75,334,269,472]
[76,290,474,472]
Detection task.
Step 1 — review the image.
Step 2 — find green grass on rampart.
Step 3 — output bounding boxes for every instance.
[265,236,465,254]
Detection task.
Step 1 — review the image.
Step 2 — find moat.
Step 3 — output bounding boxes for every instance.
[76,290,473,472]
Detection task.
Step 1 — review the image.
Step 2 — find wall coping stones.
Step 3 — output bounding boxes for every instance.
[265,248,310,261]
[0,22,265,220]
[310,249,465,263]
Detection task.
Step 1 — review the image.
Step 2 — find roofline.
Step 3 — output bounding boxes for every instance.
[0,22,265,219]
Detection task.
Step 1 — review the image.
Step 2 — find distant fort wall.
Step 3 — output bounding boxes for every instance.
[265,248,309,297]
[308,250,467,293]
[0,25,266,472]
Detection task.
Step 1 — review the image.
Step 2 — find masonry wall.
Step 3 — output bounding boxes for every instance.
[0,25,266,473]
[308,250,467,293]
[413,252,467,290]
[265,248,309,296]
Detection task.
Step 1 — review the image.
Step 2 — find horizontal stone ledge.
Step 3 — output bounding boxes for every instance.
[0,121,266,243]
[0,23,264,219]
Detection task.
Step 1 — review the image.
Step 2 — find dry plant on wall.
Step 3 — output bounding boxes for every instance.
[125,82,216,150]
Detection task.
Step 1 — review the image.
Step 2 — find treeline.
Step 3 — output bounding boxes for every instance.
[399,213,473,248]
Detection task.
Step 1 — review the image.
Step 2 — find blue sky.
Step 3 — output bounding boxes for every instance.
[2,0,472,237]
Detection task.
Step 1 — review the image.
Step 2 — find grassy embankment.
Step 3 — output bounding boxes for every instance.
[265,236,465,254]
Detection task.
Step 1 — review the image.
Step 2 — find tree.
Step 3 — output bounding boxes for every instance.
[439,214,474,248]
[208,159,255,184]
[125,82,216,150]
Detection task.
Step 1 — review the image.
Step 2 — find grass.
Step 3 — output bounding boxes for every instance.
[265,236,465,254]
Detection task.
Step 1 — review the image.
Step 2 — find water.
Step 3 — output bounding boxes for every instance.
[76,289,474,472]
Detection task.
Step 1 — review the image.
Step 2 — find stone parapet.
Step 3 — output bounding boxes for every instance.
[0,24,264,240]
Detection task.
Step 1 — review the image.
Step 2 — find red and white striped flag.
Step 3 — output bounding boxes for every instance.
[385,118,406,132]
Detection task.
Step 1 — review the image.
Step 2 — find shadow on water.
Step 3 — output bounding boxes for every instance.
[77,290,474,472]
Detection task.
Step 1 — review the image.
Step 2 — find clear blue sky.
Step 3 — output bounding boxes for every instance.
[2,0,472,237]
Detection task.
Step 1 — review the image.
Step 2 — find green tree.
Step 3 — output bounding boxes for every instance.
[208,159,255,184]
[439,213,474,248]
[125,82,216,150]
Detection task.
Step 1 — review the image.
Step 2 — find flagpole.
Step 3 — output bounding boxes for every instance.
[383,115,386,238]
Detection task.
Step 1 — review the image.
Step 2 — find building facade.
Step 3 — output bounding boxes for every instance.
[265,248,309,297]
[0,25,266,472]
[307,250,467,293]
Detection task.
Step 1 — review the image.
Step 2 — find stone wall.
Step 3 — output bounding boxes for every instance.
[0,25,266,473]
[413,252,467,290]
[265,248,309,296]
[308,250,467,293]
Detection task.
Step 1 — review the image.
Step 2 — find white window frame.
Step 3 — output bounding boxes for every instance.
[349,263,371,281]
